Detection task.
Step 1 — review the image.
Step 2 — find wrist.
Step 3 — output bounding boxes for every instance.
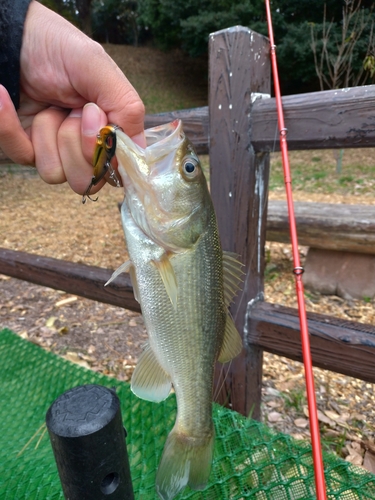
[0,0,33,108]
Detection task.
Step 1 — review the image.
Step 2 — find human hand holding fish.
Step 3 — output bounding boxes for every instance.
[0,1,145,195]
[101,119,243,499]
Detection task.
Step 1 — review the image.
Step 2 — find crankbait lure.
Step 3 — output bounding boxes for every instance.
[82,124,122,203]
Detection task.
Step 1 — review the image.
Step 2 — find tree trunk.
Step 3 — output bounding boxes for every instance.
[76,0,93,37]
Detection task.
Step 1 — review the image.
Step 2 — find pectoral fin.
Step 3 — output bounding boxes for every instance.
[105,260,133,286]
[129,266,140,303]
[222,251,244,306]
[152,253,178,309]
[131,344,172,402]
[218,313,243,364]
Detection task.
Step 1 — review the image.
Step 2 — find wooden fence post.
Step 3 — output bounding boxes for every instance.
[209,27,271,418]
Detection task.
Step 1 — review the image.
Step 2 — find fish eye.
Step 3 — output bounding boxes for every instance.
[182,157,199,178]
[184,162,195,173]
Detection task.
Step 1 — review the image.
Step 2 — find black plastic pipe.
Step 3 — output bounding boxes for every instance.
[46,384,134,499]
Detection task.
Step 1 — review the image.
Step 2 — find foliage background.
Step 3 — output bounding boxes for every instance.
[39,0,375,95]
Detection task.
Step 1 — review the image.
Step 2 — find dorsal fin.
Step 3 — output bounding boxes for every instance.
[222,251,244,306]
[218,313,243,363]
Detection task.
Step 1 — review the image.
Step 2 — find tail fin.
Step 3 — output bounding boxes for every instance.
[155,428,214,500]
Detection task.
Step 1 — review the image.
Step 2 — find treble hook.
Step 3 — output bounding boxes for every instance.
[82,124,123,204]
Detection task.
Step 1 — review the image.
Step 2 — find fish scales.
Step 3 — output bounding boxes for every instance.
[123,201,225,435]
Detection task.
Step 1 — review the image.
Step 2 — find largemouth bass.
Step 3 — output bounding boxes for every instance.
[106,120,243,500]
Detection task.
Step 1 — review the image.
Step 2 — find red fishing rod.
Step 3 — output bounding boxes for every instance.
[264,2,327,499]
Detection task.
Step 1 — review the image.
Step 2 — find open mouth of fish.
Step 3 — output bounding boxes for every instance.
[116,119,184,181]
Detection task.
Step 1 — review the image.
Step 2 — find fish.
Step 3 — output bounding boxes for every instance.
[105,119,243,500]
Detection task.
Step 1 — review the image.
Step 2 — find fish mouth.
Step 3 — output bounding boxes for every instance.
[115,119,184,179]
[115,120,186,245]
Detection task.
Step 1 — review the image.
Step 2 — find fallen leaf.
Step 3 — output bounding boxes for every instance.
[345,453,363,466]
[46,316,58,328]
[317,410,336,427]
[324,410,340,421]
[363,450,375,474]
[58,326,69,335]
[266,401,280,408]
[291,433,307,441]
[63,352,90,369]
[264,387,281,397]
[350,442,363,454]
[268,411,283,423]
[294,418,309,428]
[39,327,55,338]
[352,412,366,421]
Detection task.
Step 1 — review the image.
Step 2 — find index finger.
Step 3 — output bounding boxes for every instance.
[65,39,146,146]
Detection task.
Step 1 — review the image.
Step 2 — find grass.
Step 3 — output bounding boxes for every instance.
[269,149,375,196]
[103,44,208,114]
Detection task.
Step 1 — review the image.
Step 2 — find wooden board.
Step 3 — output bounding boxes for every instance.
[3,84,375,164]
[2,246,375,384]
[0,248,140,313]
[248,301,375,382]
[209,26,271,417]
[251,85,375,151]
[267,201,375,254]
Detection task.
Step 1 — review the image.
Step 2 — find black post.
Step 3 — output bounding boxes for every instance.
[46,384,134,499]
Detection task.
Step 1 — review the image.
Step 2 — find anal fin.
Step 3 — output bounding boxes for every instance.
[131,344,172,402]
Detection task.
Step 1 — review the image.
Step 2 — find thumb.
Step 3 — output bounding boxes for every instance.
[0,85,35,165]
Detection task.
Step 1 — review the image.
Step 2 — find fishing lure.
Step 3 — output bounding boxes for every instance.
[82,124,122,203]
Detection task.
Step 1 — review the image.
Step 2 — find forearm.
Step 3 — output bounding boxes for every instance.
[0,0,33,108]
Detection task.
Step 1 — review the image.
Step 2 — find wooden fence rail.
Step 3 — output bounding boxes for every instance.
[1,26,375,419]
[2,85,375,163]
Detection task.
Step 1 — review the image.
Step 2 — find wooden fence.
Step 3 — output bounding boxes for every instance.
[1,26,375,419]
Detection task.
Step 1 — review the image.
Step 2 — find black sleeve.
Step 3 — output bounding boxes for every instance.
[0,0,33,109]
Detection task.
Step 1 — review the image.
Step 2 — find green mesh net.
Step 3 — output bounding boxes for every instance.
[1,328,375,499]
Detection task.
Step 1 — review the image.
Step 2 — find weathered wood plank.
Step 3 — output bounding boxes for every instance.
[209,26,270,417]
[267,201,375,254]
[247,301,375,382]
[251,84,375,151]
[3,83,375,164]
[2,245,375,383]
[0,248,140,313]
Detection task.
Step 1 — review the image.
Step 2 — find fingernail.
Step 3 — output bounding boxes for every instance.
[69,108,83,118]
[82,103,101,136]
[131,131,147,148]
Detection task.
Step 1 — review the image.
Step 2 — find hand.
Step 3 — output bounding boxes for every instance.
[0,0,145,196]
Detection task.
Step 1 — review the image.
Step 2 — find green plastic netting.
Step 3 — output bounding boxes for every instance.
[0,328,375,500]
